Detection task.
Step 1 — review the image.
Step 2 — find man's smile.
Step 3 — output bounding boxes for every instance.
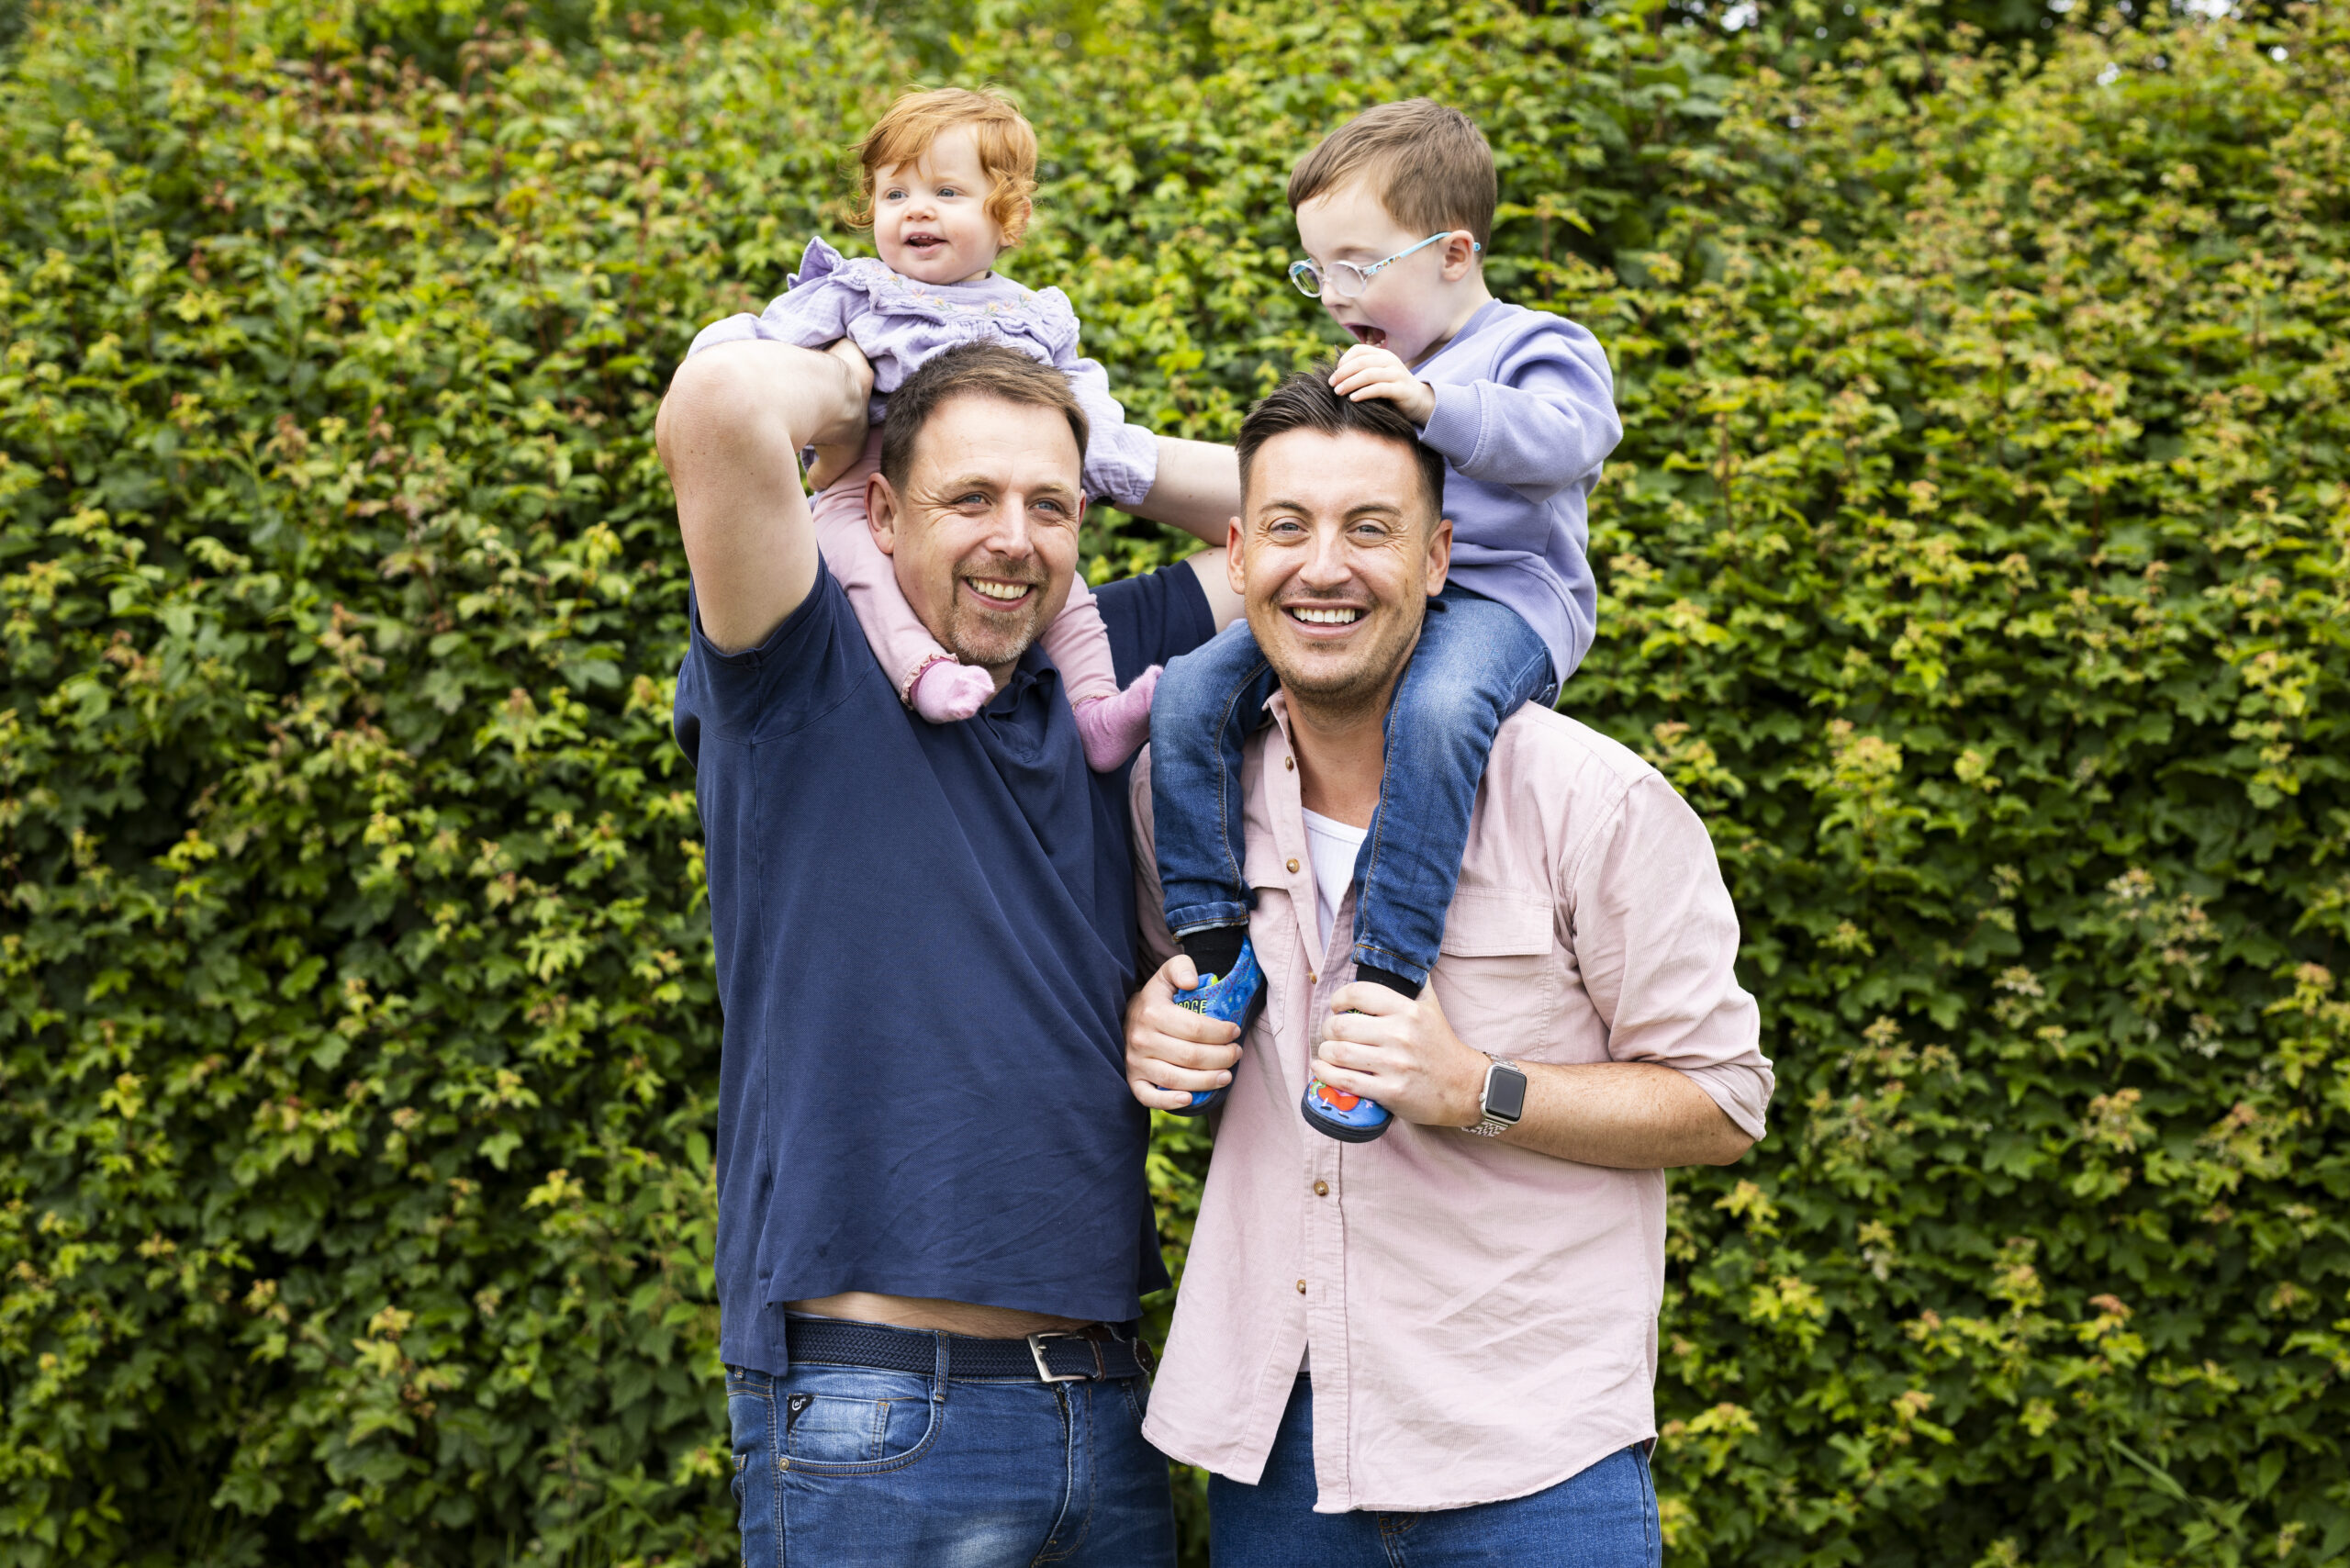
[1282,600,1367,632]
[965,575,1037,606]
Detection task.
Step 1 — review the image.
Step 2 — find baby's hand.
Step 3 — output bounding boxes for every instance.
[1331,344,1436,426]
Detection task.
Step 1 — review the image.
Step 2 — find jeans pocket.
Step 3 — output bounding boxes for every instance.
[726,1368,779,1566]
[1121,1373,1151,1428]
[778,1365,940,1473]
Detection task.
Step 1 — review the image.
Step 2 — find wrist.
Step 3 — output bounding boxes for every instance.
[1449,1044,1489,1127]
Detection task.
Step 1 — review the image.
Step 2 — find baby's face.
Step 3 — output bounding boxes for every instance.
[1293,178,1466,367]
[872,125,1006,287]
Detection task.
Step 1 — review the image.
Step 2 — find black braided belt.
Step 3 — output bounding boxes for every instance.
[787,1316,1149,1383]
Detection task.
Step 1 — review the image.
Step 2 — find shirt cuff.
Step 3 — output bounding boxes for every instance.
[1678,1059,1774,1143]
[1417,380,1483,466]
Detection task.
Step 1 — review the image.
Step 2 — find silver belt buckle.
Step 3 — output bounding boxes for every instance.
[1027,1331,1101,1383]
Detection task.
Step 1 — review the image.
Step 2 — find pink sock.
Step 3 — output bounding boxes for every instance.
[1072,665,1161,772]
[911,658,997,723]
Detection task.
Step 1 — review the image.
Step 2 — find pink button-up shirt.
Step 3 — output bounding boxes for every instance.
[1130,695,1772,1513]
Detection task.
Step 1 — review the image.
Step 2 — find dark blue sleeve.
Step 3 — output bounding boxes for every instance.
[1093,558,1216,688]
[673,568,878,761]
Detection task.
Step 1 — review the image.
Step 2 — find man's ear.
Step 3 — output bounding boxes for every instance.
[866,470,901,555]
[1425,515,1454,595]
[1225,516,1246,597]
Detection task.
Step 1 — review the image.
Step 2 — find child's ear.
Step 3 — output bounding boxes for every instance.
[1440,231,1480,280]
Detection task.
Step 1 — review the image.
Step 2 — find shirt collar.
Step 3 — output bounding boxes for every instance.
[984,643,1062,714]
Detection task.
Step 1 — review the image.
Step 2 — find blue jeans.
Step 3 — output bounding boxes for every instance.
[1150,585,1557,987]
[1209,1379,1661,1567]
[727,1342,1175,1566]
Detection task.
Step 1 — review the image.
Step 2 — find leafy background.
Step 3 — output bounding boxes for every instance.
[1,0,2344,1562]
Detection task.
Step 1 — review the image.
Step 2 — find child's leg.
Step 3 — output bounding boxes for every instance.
[809,429,991,720]
[1040,577,1119,707]
[1348,587,1557,994]
[1150,623,1281,975]
[1040,578,1159,772]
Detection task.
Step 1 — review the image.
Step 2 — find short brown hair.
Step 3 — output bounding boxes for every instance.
[1237,366,1446,523]
[850,88,1039,246]
[1286,98,1496,250]
[880,342,1090,493]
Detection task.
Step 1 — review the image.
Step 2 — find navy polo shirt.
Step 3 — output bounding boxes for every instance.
[675,561,1214,1374]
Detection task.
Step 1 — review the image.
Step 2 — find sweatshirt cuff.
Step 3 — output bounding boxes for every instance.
[688,313,761,357]
[1083,422,1161,512]
[1417,380,1483,466]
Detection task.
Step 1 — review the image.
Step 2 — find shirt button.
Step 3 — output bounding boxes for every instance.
[1314,1181,1329,1196]
[1308,971,1318,984]
[1285,756,1295,771]
[1287,858,1301,873]
[1295,1280,1307,1294]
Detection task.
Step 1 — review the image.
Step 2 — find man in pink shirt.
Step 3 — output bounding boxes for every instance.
[1124,370,1774,1564]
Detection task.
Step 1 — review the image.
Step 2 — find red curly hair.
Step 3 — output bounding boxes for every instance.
[849,88,1038,248]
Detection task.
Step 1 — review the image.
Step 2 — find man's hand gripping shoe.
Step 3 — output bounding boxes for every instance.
[1163,937,1267,1115]
[1302,1005,1394,1143]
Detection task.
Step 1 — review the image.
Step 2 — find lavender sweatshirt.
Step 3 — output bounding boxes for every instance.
[1415,299,1622,684]
[688,237,1160,510]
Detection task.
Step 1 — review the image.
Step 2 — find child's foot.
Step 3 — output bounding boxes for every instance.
[911,658,995,722]
[1301,1072,1393,1142]
[1164,936,1267,1117]
[1072,664,1161,772]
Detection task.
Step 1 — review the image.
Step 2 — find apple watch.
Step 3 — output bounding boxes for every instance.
[1470,1056,1527,1137]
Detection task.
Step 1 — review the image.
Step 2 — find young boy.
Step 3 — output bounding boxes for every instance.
[1148,98,1622,1141]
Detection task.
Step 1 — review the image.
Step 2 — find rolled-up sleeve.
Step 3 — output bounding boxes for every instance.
[1563,772,1773,1139]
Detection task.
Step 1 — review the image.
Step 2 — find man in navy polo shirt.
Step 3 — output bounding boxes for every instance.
[656,337,1238,1564]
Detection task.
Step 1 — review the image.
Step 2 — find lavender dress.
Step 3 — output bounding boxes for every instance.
[688,236,1160,510]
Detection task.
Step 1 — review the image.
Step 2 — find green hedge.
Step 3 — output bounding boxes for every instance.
[2,0,2345,1562]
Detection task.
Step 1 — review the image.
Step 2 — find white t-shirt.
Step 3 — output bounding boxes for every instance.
[1299,808,1369,956]
[1298,807,1369,1378]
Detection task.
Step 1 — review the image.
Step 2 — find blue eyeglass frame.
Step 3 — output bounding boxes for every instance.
[1287,232,1481,299]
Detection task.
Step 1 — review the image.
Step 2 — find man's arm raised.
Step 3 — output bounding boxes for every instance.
[1137,436,1243,547]
[655,338,873,654]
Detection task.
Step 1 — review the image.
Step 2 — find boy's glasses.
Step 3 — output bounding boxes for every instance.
[1287,232,1480,300]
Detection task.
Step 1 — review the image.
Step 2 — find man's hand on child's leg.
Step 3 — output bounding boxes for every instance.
[804,337,878,489]
[1331,344,1436,426]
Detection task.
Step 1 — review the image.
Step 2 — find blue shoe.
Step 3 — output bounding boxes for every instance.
[1300,1009,1393,1142]
[1163,937,1266,1116]
[1301,1075,1393,1142]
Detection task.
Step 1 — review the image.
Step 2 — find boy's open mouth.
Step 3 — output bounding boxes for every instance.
[1344,322,1389,350]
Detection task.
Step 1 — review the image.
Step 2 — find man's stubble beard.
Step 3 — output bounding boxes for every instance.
[937,551,1051,671]
[1259,599,1426,727]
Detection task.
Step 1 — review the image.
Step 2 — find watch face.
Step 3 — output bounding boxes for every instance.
[1485,1063,1528,1122]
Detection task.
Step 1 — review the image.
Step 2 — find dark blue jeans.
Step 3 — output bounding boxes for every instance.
[1210,1378,1662,1567]
[726,1339,1174,1566]
[1150,584,1556,987]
